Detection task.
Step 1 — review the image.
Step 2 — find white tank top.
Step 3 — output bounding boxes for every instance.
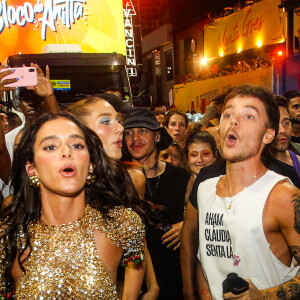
[197,171,300,300]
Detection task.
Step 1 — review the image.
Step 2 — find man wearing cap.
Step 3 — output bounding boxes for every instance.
[123,107,191,300]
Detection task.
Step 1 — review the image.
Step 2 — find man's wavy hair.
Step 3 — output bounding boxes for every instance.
[0,112,148,289]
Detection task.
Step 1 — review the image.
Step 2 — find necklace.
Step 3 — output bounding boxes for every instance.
[142,161,162,199]
[226,166,266,209]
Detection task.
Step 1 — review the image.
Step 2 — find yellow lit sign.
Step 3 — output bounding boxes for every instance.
[0,0,126,62]
[204,0,284,59]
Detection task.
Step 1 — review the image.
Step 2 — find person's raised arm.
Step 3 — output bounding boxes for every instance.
[0,65,16,184]
[181,202,200,300]
[199,101,218,129]
[0,121,10,184]
[27,64,60,114]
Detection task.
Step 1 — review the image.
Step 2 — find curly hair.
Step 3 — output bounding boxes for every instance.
[0,112,148,289]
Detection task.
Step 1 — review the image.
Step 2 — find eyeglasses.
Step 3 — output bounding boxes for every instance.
[160,153,180,160]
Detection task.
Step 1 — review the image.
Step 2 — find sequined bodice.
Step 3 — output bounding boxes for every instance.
[1,205,145,299]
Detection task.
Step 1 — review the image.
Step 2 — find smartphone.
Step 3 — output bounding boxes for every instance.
[222,273,249,295]
[0,67,38,87]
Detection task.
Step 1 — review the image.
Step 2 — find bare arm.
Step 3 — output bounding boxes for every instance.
[141,243,159,300]
[181,202,199,300]
[123,256,146,300]
[199,102,218,128]
[196,260,212,300]
[0,120,10,184]
[185,177,195,205]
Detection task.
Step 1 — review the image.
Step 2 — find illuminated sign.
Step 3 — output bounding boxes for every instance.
[204,0,284,59]
[123,0,137,77]
[0,0,126,61]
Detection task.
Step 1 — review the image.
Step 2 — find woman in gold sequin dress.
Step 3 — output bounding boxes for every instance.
[0,113,146,299]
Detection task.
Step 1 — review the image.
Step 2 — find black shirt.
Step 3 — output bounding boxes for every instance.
[145,162,190,300]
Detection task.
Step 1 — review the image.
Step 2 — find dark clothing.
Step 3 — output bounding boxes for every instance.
[290,141,300,155]
[145,163,190,300]
[190,154,300,209]
[289,150,300,177]
[291,136,300,144]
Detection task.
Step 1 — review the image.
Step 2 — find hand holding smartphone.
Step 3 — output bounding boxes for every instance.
[222,273,249,295]
[0,67,38,88]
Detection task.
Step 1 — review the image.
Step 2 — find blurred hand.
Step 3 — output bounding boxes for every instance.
[27,63,54,97]
[0,65,17,94]
[223,279,262,300]
[204,102,218,119]
[161,221,183,250]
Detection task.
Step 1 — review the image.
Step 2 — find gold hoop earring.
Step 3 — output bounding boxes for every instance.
[29,175,40,188]
[86,172,96,185]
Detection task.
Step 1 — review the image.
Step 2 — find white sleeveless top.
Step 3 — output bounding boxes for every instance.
[197,171,300,300]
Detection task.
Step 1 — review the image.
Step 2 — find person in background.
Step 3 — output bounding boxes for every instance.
[200,92,231,149]
[185,131,217,181]
[284,90,300,144]
[6,112,22,133]
[123,108,191,300]
[0,111,9,134]
[156,114,165,127]
[164,109,188,149]
[158,147,173,164]
[0,113,146,299]
[158,141,186,168]
[67,94,159,299]
[269,95,300,177]
[104,86,123,99]
[0,65,18,185]
[0,64,59,200]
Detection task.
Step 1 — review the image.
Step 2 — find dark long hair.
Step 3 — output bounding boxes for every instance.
[0,112,148,289]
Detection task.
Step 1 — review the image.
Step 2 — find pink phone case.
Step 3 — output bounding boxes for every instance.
[0,67,38,87]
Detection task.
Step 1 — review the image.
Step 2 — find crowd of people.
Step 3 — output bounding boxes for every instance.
[0,63,299,299]
[181,57,271,84]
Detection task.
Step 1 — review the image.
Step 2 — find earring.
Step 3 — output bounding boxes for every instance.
[86,172,96,185]
[29,175,40,188]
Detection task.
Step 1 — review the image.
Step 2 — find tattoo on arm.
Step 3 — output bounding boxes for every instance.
[275,281,300,300]
[292,194,300,234]
[290,246,300,264]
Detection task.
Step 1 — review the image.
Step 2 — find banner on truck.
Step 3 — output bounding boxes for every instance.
[173,67,273,113]
[204,0,284,60]
[0,0,126,61]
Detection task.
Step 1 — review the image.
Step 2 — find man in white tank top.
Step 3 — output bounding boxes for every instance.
[193,85,300,299]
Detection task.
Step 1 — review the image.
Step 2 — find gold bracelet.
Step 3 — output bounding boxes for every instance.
[262,289,268,300]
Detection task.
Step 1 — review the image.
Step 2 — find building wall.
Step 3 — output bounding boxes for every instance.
[142,24,174,105]
[174,19,209,83]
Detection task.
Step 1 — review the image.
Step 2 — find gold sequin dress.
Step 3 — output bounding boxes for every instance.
[0,205,145,299]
